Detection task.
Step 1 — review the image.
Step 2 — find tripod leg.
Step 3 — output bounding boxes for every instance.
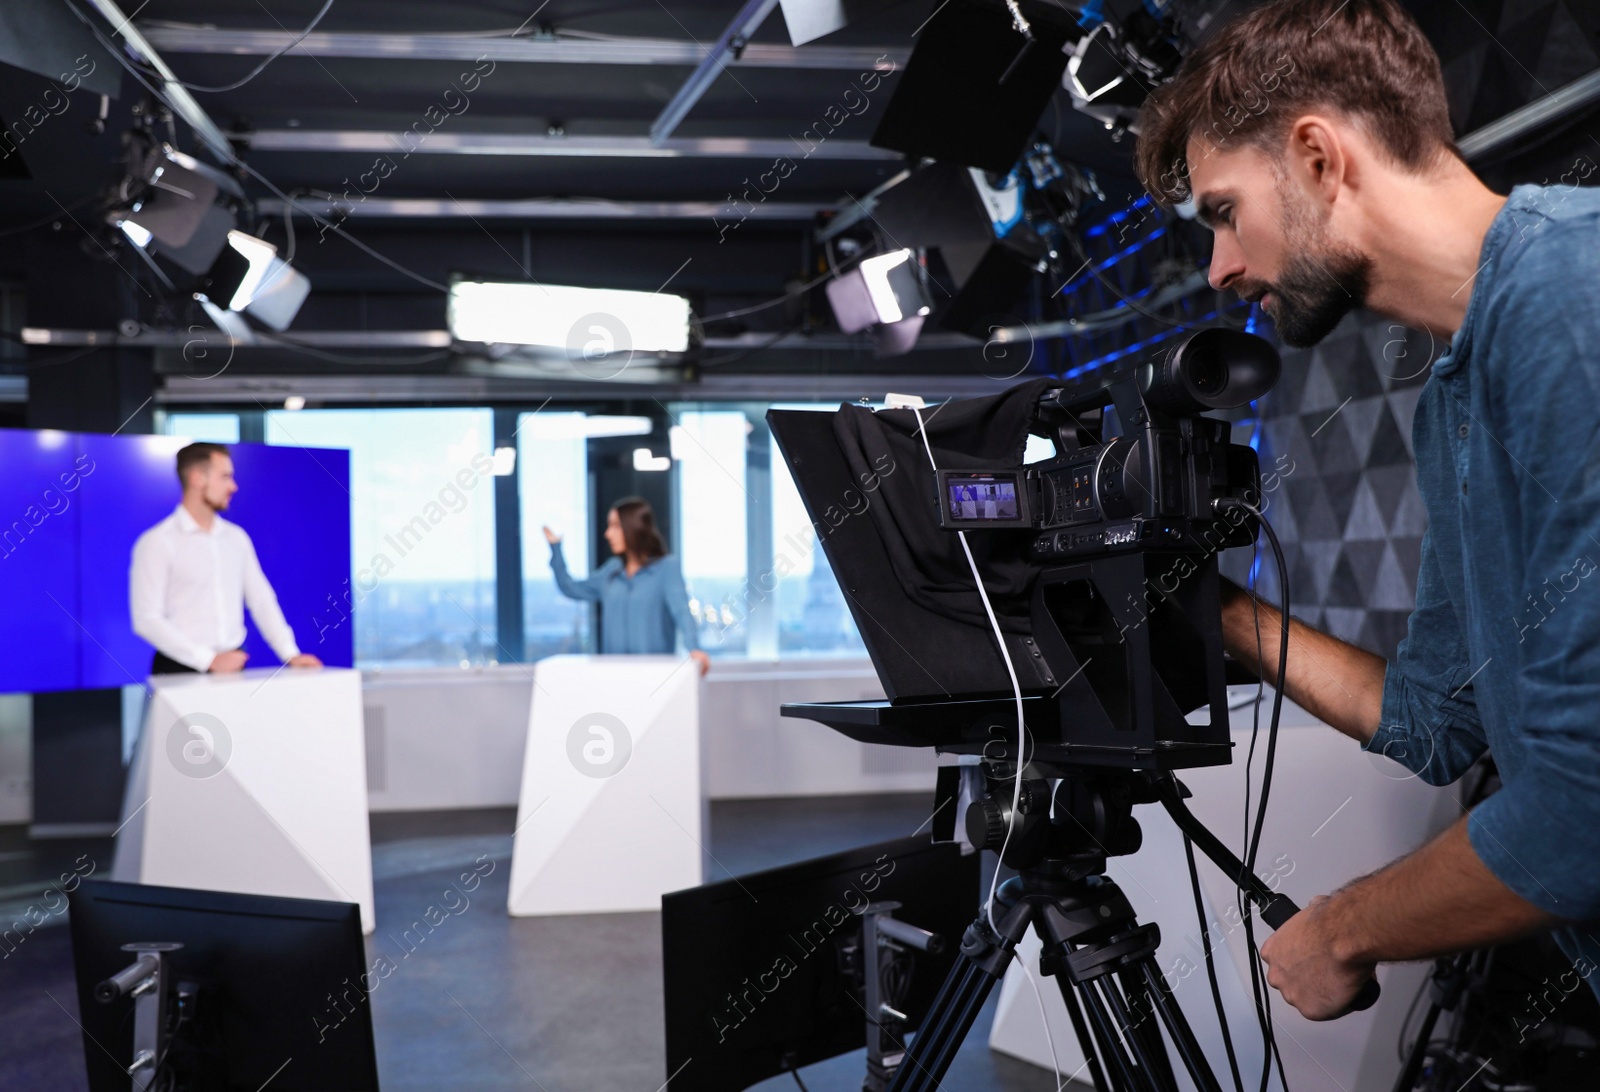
[886,956,994,1092]
[1119,967,1180,1091]
[1096,973,1178,1092]
[887,908,1036,1092]
[1392,1001,1443,1092]
[1054,974,1117,1092]
[1076,976,1150,1092]
[1138,960,1224,1092]
[1394,952,1474,1092]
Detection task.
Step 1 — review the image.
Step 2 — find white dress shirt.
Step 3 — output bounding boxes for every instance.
[129,505,302,672]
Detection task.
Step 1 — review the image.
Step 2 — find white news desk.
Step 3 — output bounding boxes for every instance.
[507,654,705,916]
[112,667,376,933]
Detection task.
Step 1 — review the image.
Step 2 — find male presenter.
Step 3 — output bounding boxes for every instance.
[130,442,322,675]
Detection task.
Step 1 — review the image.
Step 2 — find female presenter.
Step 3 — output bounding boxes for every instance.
[543,497,710,676]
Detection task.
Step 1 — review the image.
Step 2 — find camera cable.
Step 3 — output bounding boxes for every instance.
[1185,830,1246,1092]
[1217,496,1292,1091]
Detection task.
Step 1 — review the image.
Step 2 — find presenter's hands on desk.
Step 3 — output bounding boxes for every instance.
[208,650,250,673]
[205,651,323,673]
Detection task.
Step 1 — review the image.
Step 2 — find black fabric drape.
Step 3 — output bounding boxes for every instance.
[831,379,1055,633]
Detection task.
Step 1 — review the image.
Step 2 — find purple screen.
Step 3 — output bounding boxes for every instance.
[0,430,352,693]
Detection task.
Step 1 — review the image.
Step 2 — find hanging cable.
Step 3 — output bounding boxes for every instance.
[175,0,337,92]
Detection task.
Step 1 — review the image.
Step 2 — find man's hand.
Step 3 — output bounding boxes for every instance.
[689,650,711,677]
[208,650,249,673]
[1260,896,1376,1020]
[288,653,322,668]
[543,525,561,545]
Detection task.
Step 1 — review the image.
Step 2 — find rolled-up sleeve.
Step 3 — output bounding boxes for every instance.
[1369,528,1489,785]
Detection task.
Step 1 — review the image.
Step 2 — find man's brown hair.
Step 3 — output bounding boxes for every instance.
[176,442,230,485]
[1134,0,1461,208]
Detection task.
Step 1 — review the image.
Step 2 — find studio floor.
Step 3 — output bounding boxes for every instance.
[0,794,1068,1091]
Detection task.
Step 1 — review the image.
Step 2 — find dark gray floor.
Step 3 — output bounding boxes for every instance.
[0,795,1065,1091]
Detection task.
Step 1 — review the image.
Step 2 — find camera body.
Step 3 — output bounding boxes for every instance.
[936,328,1275,563]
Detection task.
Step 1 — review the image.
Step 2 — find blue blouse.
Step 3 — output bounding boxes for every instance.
[548,542,702,654]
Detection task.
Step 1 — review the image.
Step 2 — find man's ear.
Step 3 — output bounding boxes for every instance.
[1286,114,1349,208]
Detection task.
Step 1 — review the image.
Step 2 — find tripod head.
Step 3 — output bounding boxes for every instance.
[963,760,1151,875]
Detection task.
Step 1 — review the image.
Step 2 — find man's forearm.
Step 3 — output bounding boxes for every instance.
[1219,579,1386,744]
[1262,813,1560,1019]
[1325,815,1557,964]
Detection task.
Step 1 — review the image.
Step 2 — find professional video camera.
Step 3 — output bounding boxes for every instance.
[771,328,1280,769]
[767,328,1376,1092]
[933,329,1278,560]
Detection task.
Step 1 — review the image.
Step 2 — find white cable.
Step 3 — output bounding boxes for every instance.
[908,405,1027,939]
[1018,958,1068,1091]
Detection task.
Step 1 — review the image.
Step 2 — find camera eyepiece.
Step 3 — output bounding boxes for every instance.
[1139,329,1281,415]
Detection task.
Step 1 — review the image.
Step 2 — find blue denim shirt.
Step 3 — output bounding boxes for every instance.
[549,542,702,654]
[1371,182,1600,980]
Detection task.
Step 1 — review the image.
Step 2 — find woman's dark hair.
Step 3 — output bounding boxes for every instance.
[612,496,668,562]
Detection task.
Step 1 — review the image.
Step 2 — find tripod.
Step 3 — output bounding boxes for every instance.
[884,767,1379,1092]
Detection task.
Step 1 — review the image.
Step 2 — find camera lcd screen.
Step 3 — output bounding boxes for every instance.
[945,472,1022,523]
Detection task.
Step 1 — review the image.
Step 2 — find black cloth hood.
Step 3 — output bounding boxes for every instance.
[830,379,1056,634]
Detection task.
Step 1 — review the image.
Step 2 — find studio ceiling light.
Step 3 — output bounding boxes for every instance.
[824,249,932,334]
[196,231,311,332]
[448,280,691,354]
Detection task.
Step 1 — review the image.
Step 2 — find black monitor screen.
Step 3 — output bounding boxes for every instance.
[69,880,380,1092]
[662,835,978,1092]
[946,473,1021,522]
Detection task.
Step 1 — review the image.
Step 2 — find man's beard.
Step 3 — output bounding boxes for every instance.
[1251,182,1373,348]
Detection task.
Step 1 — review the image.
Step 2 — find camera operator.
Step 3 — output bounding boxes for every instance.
[1134,0,1600,1019]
